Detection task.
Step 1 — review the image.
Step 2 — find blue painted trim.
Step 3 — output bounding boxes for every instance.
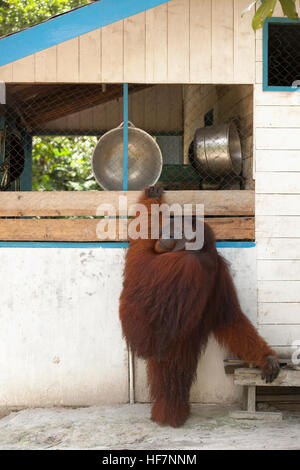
[123,83,128,191]
[0,0,170,67]
[216,242,255,248]
[0,242,130,248]
[0,241,255,249]
[20,133,32,191]
[263,17,300,92]
[267,16,300,23]
[262,17,269,92]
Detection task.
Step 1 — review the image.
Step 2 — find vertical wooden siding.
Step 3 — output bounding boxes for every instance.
[0,0,255,84]
[41,85,183,133]
[255,0,300,354]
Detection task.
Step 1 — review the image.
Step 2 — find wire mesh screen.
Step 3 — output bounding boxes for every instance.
[129,84,253,191]
[0,83,253,191]
[268,23,300,88]
[0,104,25,191]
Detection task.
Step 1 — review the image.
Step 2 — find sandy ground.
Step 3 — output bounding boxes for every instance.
[0,404,299,450]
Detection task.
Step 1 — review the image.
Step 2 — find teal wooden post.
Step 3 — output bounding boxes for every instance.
[20,132,32,191]
[0,116,5,163]
[123,83,128,191]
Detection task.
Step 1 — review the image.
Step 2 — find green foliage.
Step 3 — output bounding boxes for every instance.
[252,0,277,29]
[0,1,97,191]
[32,136,100,191]
[279,0,299,19]
[0,0,89,36]
[252,0,298,30]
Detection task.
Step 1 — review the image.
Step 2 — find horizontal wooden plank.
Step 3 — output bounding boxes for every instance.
[258,281,300,303]
[256,395,300,403]
[256,216,300,238]
[258,303,300,325]
[257,238,300,260]
[254,87,300,106]
[257,260,300,281]
[255,150,300,172]
[234,368,300,387]
[256,195,300,216]
[256,106,300,128]
[256,173,300,194]
[265,403,300,411]
[207,217,254,240]
[0,217,254,242]
[0,190,254,217]
[272,346,300,359]
[256,128,300,150]
[259,324,300,347]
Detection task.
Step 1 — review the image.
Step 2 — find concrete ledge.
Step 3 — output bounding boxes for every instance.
[230,410,282,421]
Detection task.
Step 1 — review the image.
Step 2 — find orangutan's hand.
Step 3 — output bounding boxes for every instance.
[145,185,163,200]
[261,355,280,383]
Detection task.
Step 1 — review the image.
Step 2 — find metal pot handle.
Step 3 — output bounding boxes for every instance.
[118,121,135,128]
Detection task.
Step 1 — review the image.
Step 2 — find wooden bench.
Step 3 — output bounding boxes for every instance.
[230,367,300,421]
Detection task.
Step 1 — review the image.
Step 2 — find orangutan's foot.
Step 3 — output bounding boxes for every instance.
[151,399,190,428]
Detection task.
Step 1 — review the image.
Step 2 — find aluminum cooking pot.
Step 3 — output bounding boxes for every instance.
[92,122,163,190]
[192,122,242,177]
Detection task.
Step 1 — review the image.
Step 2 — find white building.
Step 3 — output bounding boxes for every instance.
[0,0,299,407]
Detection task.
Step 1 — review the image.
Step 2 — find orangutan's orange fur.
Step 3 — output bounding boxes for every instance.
[119,188,279,427]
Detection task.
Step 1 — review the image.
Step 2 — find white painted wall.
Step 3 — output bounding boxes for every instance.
[0,246,256,407]
[0,247,129,407]
[254,4,300,357]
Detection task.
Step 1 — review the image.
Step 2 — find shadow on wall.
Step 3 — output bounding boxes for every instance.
[134,335,243,405]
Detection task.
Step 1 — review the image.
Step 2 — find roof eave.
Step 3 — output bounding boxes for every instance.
[0,0,170,68]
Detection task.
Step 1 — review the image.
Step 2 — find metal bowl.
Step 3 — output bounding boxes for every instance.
[192,122,242,177]
[92,122,163,190]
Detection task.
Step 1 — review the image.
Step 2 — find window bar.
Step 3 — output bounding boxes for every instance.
[123,83,128,191]
[123,83,135,402]
[20,132,32,191]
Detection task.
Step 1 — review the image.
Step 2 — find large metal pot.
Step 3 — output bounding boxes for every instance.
[192,122,242,177]
[92,122,163,190]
